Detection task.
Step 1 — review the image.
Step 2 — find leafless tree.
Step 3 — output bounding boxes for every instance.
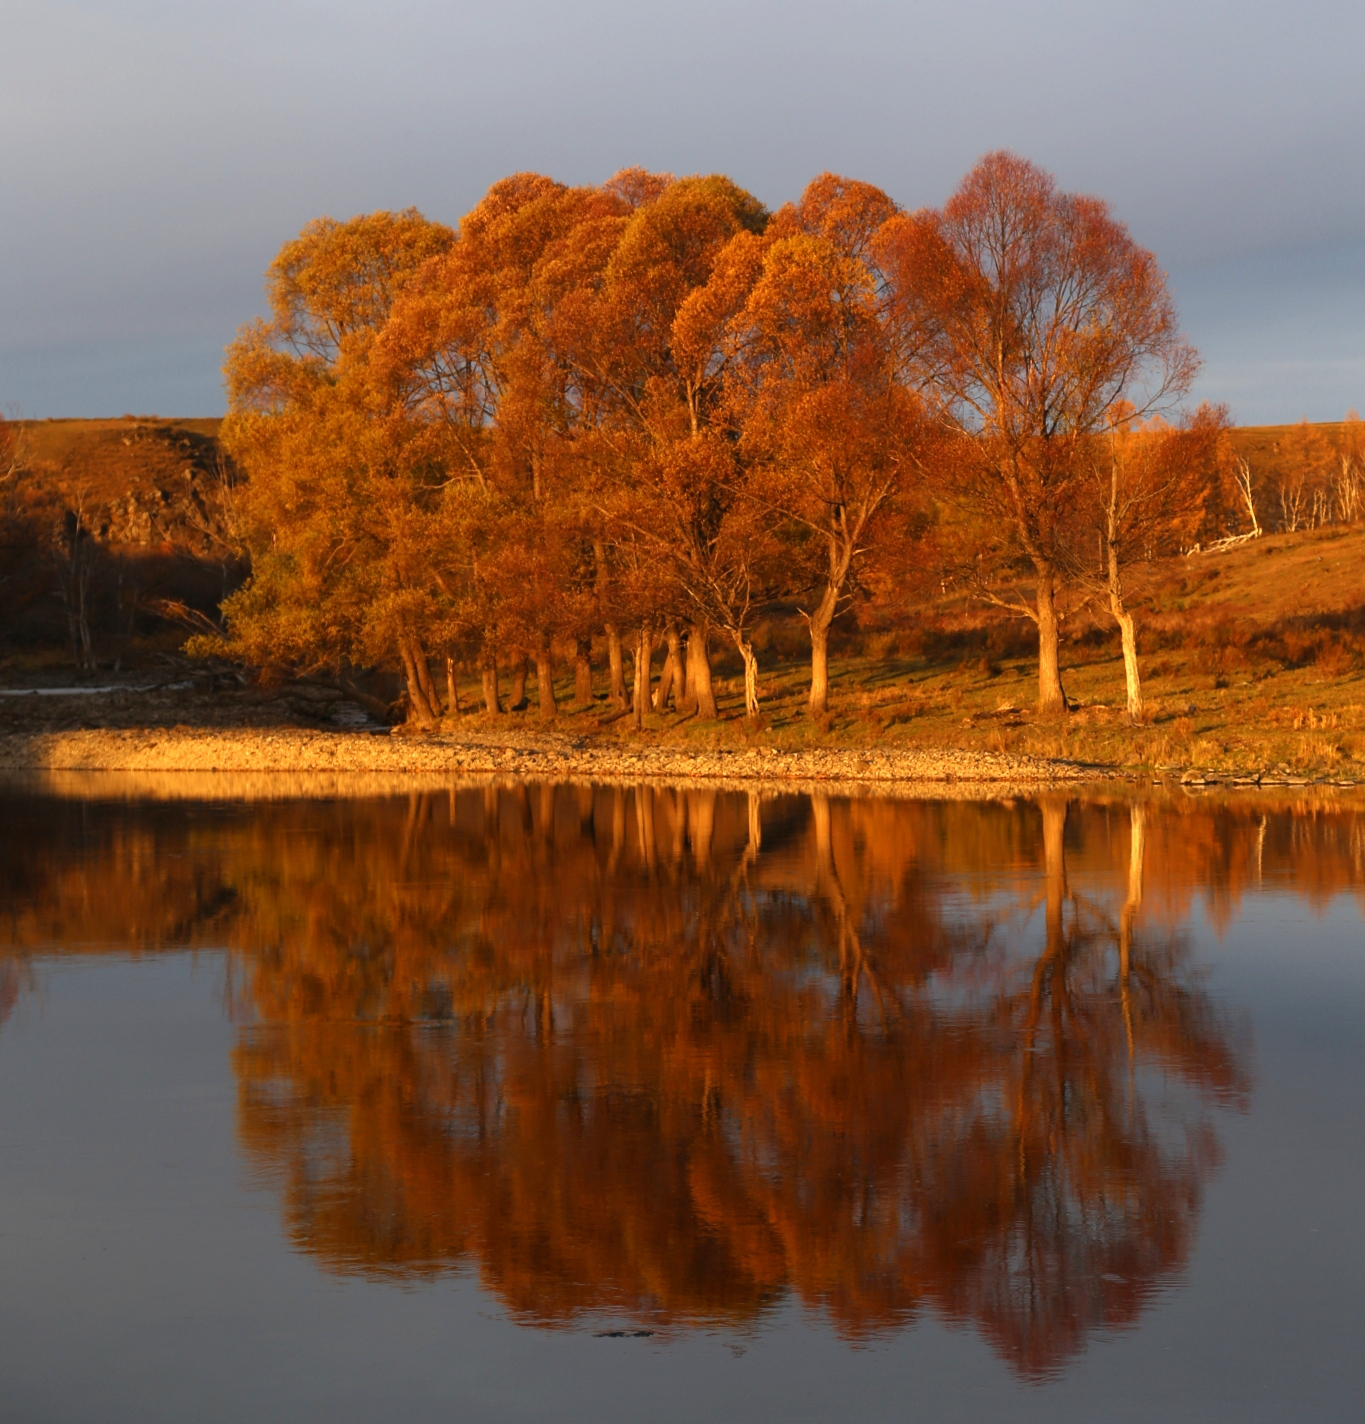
[53,489,97,670]
[1233,457,1262,537]
[1335,453,1362,524]
[1278,472,1307,533]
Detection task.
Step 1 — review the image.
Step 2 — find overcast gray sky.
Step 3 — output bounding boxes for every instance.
[2,0,1362,424]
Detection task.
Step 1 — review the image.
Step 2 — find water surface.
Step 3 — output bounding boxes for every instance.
[2,782,1362,1421]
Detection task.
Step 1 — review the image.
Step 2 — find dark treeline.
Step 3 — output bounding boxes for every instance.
[201,153,1244,727]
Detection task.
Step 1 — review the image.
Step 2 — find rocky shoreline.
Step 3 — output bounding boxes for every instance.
[0,726,1095,786]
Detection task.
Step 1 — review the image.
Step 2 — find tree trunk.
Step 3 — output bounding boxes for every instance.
[400,640,439,726]
[533,643,557,722]
[445,657,460,715]
[654,624,683,711]
[573,637,593,705]
[807,582,840,716]
[1106,542,1143,722]
[605,624,628,710]
[1041,796,1069,957]
[480,653,503,715]
[688,789,715,870]
[733,632,760,719]
[414,647,440,719]
[1034,564,1067,714]
[674,627,689,708]
[631,622,652,730]
[509,656,528,711]
[687,621,716,719]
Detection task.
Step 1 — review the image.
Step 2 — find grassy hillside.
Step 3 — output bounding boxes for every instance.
[453,519,1359,778]
[13,416,225,541]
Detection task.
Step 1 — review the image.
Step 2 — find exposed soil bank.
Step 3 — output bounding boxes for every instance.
[0,726,1093,786]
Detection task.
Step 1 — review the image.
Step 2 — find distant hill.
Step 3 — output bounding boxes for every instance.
[2,416,239,666]
[14,416,229,554]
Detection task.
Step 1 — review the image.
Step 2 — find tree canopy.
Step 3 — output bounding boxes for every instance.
[206,157,1213,726]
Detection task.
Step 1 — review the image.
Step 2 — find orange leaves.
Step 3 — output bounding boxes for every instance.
[219,207,464,685]
[771,172,898,261]
[670,229,768,396]
[734,235,876,384]
[596,176,767,395]
[213,155,1206,721]
[913,151,1197,442]
[264,209,455,365]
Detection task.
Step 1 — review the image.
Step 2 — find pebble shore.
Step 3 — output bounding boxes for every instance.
[0,726,1094,787]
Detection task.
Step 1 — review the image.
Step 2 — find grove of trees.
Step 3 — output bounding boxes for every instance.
[208,154,1233,726]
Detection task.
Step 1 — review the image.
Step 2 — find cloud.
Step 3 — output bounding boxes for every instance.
[2,0,1362,419]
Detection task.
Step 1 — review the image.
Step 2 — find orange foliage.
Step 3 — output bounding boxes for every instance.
[877,152,1199,713]
[209,156,1214,724]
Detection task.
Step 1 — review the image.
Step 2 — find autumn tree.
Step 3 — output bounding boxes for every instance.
[376,174,633,719]
[1335,411,1365,524]
[726,175,930,715]
[564,175,773,719]
[1076,402,1228,721]
[1276,418,1338,531]
[209,209,456,722]
[881,152,1198,713]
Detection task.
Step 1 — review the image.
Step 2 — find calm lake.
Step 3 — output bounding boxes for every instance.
[2,779,1362,1422]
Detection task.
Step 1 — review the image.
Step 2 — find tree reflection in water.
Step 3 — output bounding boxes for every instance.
[0,786,1307,1374]
[180,785,1241,1378]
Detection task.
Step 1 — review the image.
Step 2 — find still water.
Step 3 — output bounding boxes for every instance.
[1,779,1362,1422]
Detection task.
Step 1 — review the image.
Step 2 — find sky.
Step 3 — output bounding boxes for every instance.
[2,0,1363,425]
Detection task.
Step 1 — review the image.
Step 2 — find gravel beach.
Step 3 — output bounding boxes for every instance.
[0,725,1094,786]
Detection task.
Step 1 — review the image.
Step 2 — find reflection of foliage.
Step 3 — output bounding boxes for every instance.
[919,804,1249,1374]
[0,787,1319,1374]
[212,789,1250,1374]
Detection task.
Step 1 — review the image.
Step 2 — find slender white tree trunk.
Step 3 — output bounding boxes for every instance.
[1107,541,1143,723]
